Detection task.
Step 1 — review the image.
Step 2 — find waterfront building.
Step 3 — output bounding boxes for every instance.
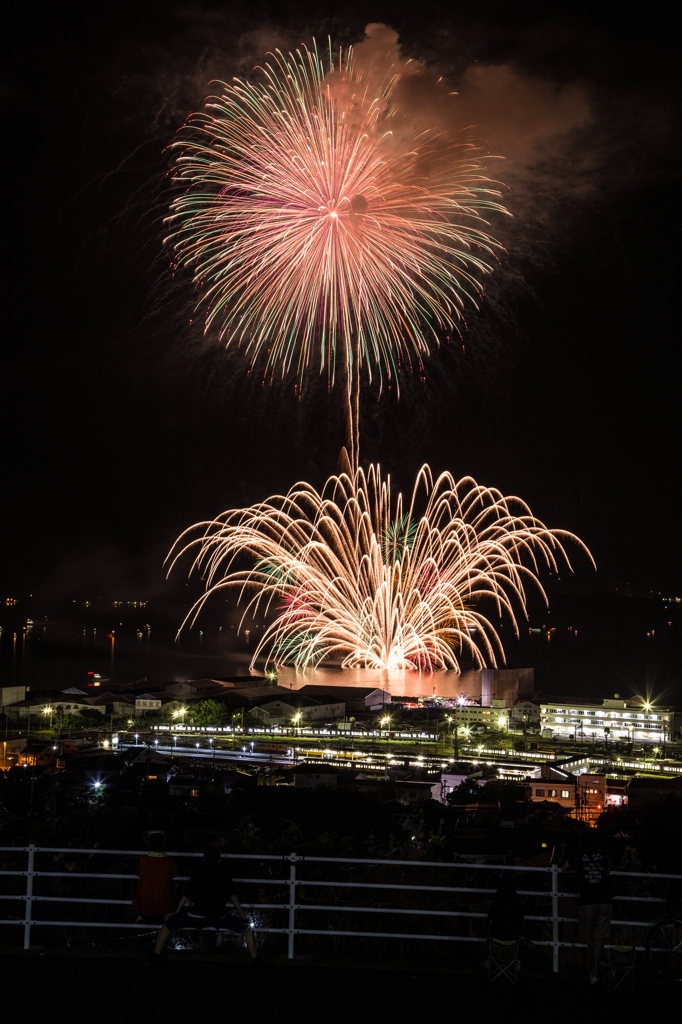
[539,697,674,744]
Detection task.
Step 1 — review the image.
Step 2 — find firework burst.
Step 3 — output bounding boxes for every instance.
[168,465,592,672]
[164,41,508,426]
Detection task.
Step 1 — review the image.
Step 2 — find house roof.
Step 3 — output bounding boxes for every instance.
[299,694,345,705]
[260,696,323,710]
[232,685,292,699]
[297,685,389,698]
[628,776,682,790]
[84,693,133,706]
[9,696,91,708]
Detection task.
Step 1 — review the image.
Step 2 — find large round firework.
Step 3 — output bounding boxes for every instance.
[165,40,508,458]
[168,465,591,672]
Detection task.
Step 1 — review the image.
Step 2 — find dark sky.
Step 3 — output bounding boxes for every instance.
[2,0,680,602]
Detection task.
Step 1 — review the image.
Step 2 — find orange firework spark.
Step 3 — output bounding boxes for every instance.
[167,465,592,672]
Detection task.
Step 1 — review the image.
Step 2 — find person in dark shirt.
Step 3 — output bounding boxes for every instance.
[150,845,262,969]
[488,881,526,942]
[562,830,613,984]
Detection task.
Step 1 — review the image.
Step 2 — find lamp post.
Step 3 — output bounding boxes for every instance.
[42,706,54,738]
[381,716,391,758]
[292,712,302,737]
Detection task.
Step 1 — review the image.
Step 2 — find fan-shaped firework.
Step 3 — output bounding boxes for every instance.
[164,41,508,404]
[168,466,592,672]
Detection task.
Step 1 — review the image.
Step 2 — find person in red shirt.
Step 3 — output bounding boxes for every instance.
[133,833,179,923]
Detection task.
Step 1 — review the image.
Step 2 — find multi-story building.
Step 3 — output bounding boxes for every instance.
[448,698,508,733]
[509,700,541,731]
[539,697,674,745]
[525,764,576,810]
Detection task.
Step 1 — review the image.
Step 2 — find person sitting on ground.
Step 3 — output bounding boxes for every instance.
[150,844,263,969]
[562,830,613,985]
[133,832,179,923]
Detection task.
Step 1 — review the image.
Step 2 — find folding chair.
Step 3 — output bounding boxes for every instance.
[600,946,635,992]
[487,938,519,984]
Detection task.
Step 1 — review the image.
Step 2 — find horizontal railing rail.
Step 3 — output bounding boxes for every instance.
[1,845,679,970]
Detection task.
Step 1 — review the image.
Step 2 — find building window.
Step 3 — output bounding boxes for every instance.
[561,790,570,799]
[548,789,558,797]
[535,788,545,797]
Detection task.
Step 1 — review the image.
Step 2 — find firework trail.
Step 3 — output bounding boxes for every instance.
[167,465,592,672]
[164,38,509,466]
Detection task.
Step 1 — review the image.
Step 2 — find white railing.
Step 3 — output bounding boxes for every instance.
[1,845,679,970]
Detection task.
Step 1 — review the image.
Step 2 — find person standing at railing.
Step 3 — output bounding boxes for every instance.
[133,832,179,923]
[562,831,614,985]
[148,844,263,970]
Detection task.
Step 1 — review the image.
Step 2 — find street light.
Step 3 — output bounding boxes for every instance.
[42,706,54,737]
[292,713,302,736]
[381,716,391,756]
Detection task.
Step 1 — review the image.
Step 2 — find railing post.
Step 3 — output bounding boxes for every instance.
[287,852,297,959]
[551,863,560,973]
[24,844,35,950]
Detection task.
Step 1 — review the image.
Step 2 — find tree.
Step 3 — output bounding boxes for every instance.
[56,710,102,732]
[447,780,480,804]
[191,700,229,727]
[56,714,83,732]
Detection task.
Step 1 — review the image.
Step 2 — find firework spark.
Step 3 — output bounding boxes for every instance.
[168,465,592,672]
[164,41,508,406]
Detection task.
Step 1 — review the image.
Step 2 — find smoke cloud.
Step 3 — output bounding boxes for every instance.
[348,23,593,202]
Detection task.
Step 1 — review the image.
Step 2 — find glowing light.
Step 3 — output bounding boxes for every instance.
[165,42,508,393]
[170,465,590,671]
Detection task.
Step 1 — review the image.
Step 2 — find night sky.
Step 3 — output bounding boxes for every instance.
[2,1,680,604]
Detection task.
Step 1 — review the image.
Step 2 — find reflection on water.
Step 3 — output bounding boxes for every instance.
[274,665,484,699]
